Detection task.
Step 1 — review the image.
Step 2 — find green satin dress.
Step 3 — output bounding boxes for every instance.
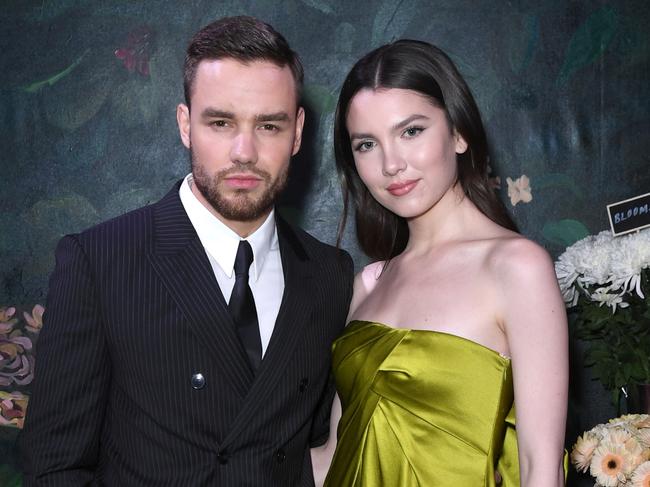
[324,320,520,487]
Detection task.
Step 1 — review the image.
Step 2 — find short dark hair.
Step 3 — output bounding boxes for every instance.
[183,16,304,108]
[335,39,517,260]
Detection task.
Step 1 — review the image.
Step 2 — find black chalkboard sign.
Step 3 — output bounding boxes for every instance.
[607,192,650,236]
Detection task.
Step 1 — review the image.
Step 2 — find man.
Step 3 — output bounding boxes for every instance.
[19,16,353,486]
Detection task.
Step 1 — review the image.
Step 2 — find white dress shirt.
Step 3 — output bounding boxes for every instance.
[179,174,284,356]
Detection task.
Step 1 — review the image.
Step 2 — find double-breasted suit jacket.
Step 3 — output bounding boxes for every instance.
[19,182,354,486]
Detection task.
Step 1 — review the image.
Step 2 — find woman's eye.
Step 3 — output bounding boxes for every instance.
[403,126,424,138]
[355,141,375,152]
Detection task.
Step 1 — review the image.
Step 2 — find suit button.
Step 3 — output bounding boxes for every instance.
[299,377,309,392]
[191,373,205,390]
[275,449,286,463]
[217,450,229,465]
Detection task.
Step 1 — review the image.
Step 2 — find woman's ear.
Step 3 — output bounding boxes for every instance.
[454,130,468,154]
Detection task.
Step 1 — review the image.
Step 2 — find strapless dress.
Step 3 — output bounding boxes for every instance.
[324,320,519,486]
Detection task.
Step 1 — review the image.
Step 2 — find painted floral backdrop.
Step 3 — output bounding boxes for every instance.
[1,1,648,485]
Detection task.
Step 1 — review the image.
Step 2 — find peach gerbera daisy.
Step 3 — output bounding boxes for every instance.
[590,442,633,487]
[606,428,632,445]
[571,432,600,472]
[637,429,650,448]
[631,461,650,487]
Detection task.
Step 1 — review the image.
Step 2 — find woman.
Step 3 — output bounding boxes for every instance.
[313,40,568,486]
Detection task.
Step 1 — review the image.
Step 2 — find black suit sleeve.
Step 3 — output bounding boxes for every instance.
[308,250,354,447]
[18,235,110,486]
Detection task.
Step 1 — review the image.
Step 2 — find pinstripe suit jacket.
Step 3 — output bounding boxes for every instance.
[18,182,354,486]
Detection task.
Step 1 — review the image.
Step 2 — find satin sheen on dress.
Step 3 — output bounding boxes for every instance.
[324,320,519,486]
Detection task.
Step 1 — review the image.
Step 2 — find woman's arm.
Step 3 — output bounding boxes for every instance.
[311,264,380,486]
[311,394,342,487]
[495,238,568,487]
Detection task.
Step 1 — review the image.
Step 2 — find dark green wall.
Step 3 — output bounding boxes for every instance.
[1,1,648,485]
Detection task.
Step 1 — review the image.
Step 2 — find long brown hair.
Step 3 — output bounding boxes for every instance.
[335,40,517,261]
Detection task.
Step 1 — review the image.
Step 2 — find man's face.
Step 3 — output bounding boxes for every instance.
[177,58,304,233]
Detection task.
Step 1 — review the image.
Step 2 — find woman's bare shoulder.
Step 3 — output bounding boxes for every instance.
[347,261,385,319]
[487,235,553,273]
[484,235,559,297]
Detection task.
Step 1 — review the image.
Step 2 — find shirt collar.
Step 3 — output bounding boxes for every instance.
[179,174,278,282]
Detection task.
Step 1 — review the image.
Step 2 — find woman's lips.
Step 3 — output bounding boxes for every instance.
[386,179,418,196]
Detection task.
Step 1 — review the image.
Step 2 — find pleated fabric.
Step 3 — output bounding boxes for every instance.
[325,320,519,487]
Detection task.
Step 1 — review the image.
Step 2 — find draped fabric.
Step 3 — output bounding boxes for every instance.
[325,320,519,487]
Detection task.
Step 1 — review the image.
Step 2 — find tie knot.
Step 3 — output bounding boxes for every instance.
[234,240,254,278]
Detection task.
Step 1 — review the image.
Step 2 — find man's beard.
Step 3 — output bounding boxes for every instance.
[190,147,289,222]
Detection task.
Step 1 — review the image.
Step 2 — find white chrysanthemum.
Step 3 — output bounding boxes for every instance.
[631,460,650,487]
[590,287,630,312]
[555,228,650,309]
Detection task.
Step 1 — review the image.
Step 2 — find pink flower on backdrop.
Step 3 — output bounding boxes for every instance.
[506,175,533,206]
[1,306,40,388]
[114,25,156,76]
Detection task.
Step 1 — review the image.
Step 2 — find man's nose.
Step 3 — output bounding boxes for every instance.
[230,131,258,165]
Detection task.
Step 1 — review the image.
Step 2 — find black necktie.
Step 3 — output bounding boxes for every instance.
[229,240,262,371]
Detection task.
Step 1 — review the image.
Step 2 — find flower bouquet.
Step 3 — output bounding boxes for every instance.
[555,228,650,405]
[1,305,43,428]
[571,414,650,486]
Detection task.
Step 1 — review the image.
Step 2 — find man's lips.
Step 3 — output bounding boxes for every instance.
[223,174,263,189]
[386,179,419,196]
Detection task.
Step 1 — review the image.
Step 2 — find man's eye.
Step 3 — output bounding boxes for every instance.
[211,120,228,128]
[261,124,279,131]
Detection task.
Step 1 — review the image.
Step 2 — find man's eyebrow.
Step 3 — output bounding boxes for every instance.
[255,112,290,123]
[200,108,234,119]
[198,109,291,123]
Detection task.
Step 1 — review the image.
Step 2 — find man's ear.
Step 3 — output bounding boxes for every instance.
[177,104,191,149]
[292,106,305,156]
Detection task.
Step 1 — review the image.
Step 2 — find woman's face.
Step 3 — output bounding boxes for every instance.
[346,87,467,219]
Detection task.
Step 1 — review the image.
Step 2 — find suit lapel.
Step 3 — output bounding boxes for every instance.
[221,215,316,448]
[146,184,254,397]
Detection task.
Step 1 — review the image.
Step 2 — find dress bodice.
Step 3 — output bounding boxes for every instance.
[324,320,519,486]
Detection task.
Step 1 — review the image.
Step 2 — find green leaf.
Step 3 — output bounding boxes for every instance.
[557,5,619,85]
[533,173,584,200]
[508,14,540,74]
[371,0,420,46]
[0,463,22,487]
[299,0,335,14]
[26,194,99,237]
[22,49,90,93]
[542,219,590,247]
